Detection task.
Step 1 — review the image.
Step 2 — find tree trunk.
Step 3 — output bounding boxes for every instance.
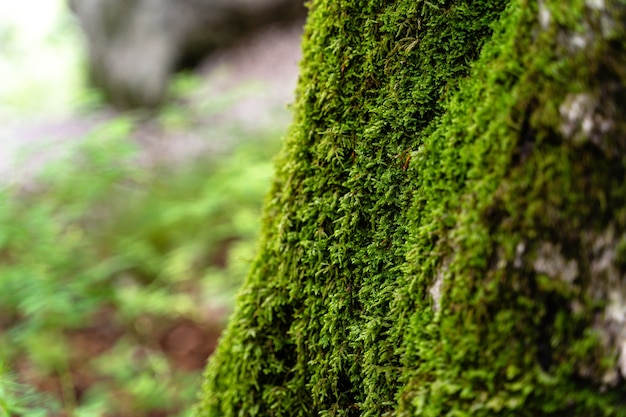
[196,0,626,415]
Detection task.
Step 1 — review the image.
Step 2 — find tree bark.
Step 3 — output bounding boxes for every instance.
[196,0,626,415]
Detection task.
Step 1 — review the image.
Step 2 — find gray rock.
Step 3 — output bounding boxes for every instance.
[69,0,305,109]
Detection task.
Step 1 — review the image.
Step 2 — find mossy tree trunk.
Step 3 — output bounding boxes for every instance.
[196,0,626,415]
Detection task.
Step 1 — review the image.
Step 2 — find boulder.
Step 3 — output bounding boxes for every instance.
[69,0,305,108]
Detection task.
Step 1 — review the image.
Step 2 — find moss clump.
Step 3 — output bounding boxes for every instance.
[196,0,626,415]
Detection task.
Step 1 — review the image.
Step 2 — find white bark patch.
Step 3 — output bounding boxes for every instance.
[569,33,588,50]
[533,242,579,284]
[585,0,605,10]
[582,0,620,45]
[538,0,551,30]
[429,269,444,313]
[430,258,451,314]
[586,226,626,385]
[513,242,526,269]
[534,228,626,385]
[559,92,614,146]
[559,93,594,139]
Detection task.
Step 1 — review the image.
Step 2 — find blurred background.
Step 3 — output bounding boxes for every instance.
[0,0,304,415]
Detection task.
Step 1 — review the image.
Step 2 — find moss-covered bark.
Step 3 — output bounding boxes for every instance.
[196,0,626,415]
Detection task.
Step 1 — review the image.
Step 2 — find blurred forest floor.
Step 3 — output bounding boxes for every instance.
[1,23,302,186]
[0,4,302,416]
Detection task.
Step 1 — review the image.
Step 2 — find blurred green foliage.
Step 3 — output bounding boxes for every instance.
[0,3,286,415]
[0,113,280,416]
[0,361,60,417]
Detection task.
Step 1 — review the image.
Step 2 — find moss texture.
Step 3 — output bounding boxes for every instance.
[196,0,626,415]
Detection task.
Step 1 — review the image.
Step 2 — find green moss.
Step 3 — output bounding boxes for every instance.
[196,0,626,415]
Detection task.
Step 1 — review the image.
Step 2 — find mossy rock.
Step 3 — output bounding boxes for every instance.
[196,0,626,415]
